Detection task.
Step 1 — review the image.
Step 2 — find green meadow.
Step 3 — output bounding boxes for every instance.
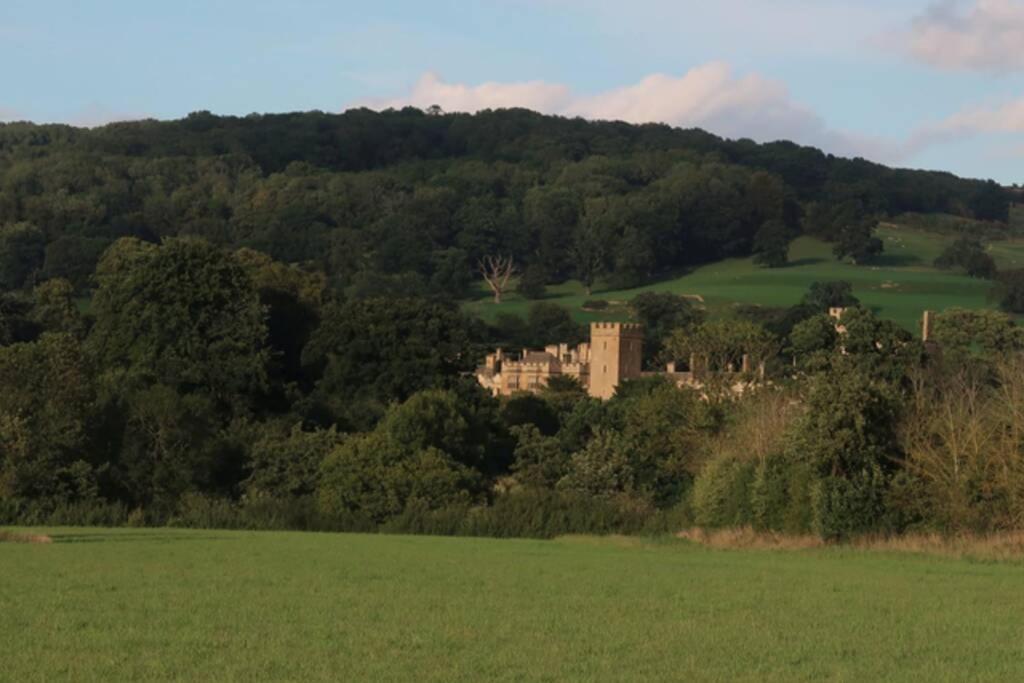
[3,528,1024,681]
[466,225,1021,333]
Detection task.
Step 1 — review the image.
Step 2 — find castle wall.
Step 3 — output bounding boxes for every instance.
[588,322,644,399]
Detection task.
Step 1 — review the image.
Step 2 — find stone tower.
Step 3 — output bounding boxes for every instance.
[588,322,644,399]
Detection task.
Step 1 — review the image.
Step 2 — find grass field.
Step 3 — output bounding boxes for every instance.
[4,528,1024,681]
[465,225,1021,333]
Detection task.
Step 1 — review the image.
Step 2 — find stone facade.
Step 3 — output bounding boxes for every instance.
[476,322,641,400]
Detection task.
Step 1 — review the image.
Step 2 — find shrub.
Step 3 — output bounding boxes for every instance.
[690,455,756,528]
[582,299,609,310]
[750,454,815,534]
[811,467,888,540]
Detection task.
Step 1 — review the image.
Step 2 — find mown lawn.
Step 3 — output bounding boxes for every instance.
[3,528,1024,681]
[465,225,1015,332]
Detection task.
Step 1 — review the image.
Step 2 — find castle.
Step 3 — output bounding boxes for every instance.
[476,322,764,400]
[476,322,644,399]
[477,309,939,401]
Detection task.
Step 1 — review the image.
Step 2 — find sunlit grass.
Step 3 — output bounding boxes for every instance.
[465,225,1017,333]
[3,527,1024,681]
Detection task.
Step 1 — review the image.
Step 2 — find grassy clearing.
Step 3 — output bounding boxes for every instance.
[3,527,1024,681]
[465,225,1018,332]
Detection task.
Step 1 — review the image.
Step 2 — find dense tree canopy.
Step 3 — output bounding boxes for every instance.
[0,109,1011,302]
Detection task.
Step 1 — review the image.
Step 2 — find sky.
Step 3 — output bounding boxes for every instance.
[2,0,1024,182]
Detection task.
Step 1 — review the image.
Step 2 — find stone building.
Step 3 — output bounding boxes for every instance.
[476,322,643,400]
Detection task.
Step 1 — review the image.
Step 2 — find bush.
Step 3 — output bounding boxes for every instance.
[811,467,888,540]
[690,455,756,528]
[750,454,815,534]
[582,299,609,310]
[382,490,658,539]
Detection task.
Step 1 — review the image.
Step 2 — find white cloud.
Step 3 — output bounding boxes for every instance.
[65,104,148,129]
[368,72,571,113]
[939,98,1024,133]
[899,96,1024,163]
[900,0,1024,72]
[357,63,888,160]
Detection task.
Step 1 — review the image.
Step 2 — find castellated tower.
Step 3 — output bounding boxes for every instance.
[588,322,644,399]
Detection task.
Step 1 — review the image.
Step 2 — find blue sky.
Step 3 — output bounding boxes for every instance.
[2,0,1023,182]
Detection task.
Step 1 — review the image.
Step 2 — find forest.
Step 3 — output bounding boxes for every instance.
[1,108,1022,538]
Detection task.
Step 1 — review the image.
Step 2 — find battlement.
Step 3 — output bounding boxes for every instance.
[590,322,644,336]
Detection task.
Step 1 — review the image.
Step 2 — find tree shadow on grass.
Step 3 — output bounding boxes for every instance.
[49,532,236,544]
[786,257,827,268]
[871,253,923,268]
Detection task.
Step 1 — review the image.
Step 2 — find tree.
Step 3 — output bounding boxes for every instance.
[630,292,704,364]
[478,255,516,304]
[317,390,490,522]
[934,237,996,279]
[931,308,1024,355]
[244,424,344,498]
[557,429,638,499]
[666,319,778,375]
[801,281,859,312]
[968,180,1010,222]
[569,226,607,296]
[0,222,45,291]
[302,298,481,428]
[88,238,270,404]
[752,220,793,268]
[788,314,840,358]
[833,222,883,264]
[31,279,85,338]
[516,263,548,300]
[525,302,584,347]
[0,334,98,504]
[993,269,1024,313]
[41,235,111,290]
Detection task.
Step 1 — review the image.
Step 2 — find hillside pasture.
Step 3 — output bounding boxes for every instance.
[465,225,1015,333]
[3,528,1024,681]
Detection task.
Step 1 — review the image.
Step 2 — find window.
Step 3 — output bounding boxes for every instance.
[603,365,608,374]
[603,342,607,350]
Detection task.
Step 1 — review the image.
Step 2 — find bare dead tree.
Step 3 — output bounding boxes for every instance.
[478,255,516,304]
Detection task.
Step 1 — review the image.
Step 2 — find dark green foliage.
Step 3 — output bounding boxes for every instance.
[0,110,1018,541]
[501,394,560,436]
[801,281,859,312]
[42,235,111,289]
[303,297,481,428]
[516,264,548,300]
[750,453,815,534]
[812,467,888,540]
[31,279,86,338]
[968,180,1011,222]
[799,361,900,468]
[934,237,996,279]
[509,425,570,490]
[0,110,1007,304]
[690,455,757,528]
[243,424,343,498]
[931,308,1024,355]
[0,222,46,290]
[994,269,1024,313]
[89,238,270,402]
[630,291,704,364]
[0,334,98,506]
[525,303,585,347]
[752,219,794,268]
[833,224,884,264]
